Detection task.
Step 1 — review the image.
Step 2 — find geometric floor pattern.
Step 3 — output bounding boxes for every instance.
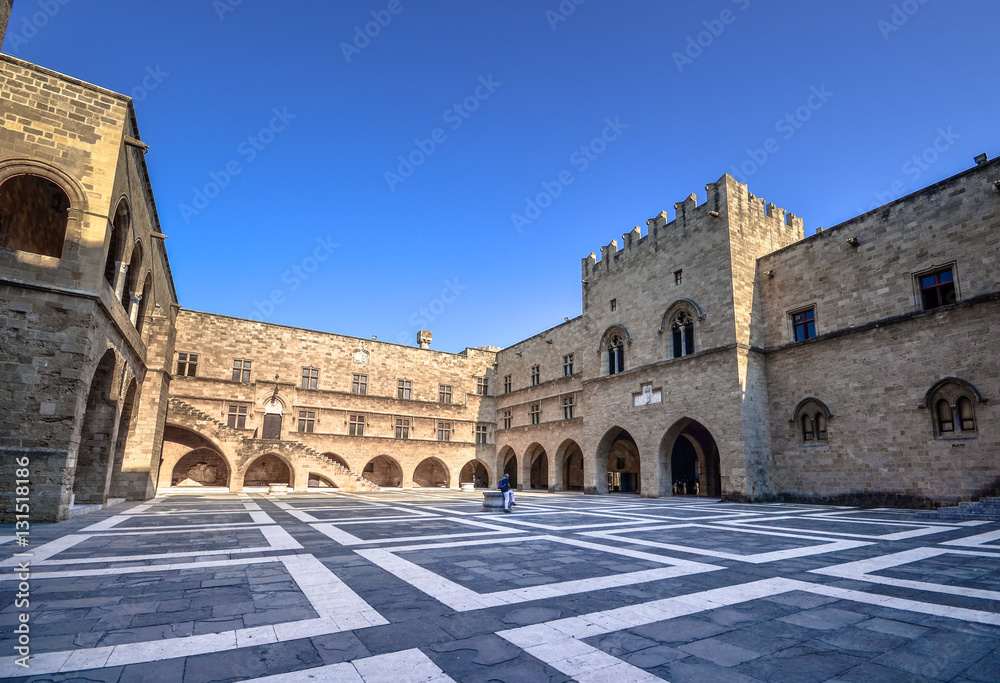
[1,490,998,681]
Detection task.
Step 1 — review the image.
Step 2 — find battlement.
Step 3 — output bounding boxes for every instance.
[582,174,805,280]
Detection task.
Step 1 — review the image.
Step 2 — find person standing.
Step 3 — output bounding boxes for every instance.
[499,473,513,513]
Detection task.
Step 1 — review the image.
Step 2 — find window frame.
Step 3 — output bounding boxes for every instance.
[396,378,412,400]
[351,373,368,395]
[349,413,366,437]
[439,384,452,404]
[916,266,957,311]
[395,417,410,439]
[301,366,319,390]
[530,365,540,386]
[563,354,574,377]
[501,409,512,430]
[561,394,575,420]
[232,358,252,383]
[437,421,452,442]
[476,377,489,396]
[503,374,512,393]
[297,410,316,434]
[227,404,249,430]
[176,352,198,377]
[529,402,541,425]
[790,306,817,342]
[475,424,488,444]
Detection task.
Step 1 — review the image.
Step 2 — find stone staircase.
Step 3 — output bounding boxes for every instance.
[167,398,381,492]
[920,497,1000,522]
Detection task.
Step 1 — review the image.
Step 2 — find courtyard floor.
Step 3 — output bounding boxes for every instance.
[0,490,998,682]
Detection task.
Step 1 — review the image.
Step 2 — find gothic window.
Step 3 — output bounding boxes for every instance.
[607,334,625,375]
[671,311,695,358]
[0,174,70,258]
[793,398,831,444]
[926,379,979,437]
[105,200,128,288]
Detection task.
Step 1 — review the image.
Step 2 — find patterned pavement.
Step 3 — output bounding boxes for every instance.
[1,490,998,682]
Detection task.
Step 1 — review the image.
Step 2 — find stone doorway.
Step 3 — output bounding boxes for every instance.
[660,419,721,497]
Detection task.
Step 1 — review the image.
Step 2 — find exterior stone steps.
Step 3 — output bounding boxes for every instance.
[920,497,1000,521]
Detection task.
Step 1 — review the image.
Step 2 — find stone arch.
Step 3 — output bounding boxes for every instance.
[363,455,402,487]
[658,298,707,331]
[555,439,584,492]
[242,453,293,488]
[920,377,987,408]
[526,443,549,490]
[308,473,337,489]
[107,378,138,498]
[923,378,984,437]
[136,272,153,335]
[171,448,231,487]
[0,160,88,261]
[0,173,71,258]
[658,418,721,497]
[121,240,143,317]
[321,452,350,471]
[597,427,641,494]
[792,397,832,443]
[105,197,129,288]
[413,457,450,488]
[72,349,119,505]
[459,459,491,488]
[497,445,518,489]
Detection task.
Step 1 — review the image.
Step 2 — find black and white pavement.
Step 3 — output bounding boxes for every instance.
[1,490,998,682]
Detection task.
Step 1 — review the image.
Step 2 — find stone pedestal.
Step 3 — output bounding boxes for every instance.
[461,483,475,492]
[482,490,504,511]
[268,483,289,495]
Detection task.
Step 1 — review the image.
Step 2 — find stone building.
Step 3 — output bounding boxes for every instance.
[1,2,997,521]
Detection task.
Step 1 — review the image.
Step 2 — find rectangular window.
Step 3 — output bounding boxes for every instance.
[397,379,412,400]
[674,269,683,285]
[437,422,452,442]
[227,404,248,430]
[563,354,574,377]
[351,373,368,395]
[919,268,956,310]
[349,414,365,436]
[297,410,316,433]
[562,395,575,420]
[395,418,410,439]
[439,384,452,404]
[610,298,617,312]
[502,409,512,430]
[792,308,816,342]
[176,352,198,377]
[529,402,541,425]
[477,377,489,396]
[232,359,251,383]
[475,424,488,444]
[301,367,319,390]
[531,365,540,386]
[503,374,512,393]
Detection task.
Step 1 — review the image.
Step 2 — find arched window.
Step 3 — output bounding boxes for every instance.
[0,174,70,258]
[671,311,695,358]
[925,379,981,438]
[104,201,128,288]
[122,242,143,320]
[607,334,624,375]
[136,273,152,335]
[793,397,832,445]
[801,414,815,441]
[815,413,827,440]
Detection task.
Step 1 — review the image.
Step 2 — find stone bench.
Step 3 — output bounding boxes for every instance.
[482,490,505,511]
[268,483,289,495]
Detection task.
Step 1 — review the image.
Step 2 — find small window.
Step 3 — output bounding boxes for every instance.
[501,409,512,430]
[530,365,540,386]
[794,398,831,445]
[476,377,489,396]
[936,399,954,433]
[297,410,316,433]
[801,414,815,441]
[397,379,412,400]
[0,175,70,258]
[232,359,252,383]
[792,308,816,342]
[529,402,541,425]
[437,422,452,442]
[301,367,319,390]
[395,418,410,439]
[352,374,368,395]
[674,269,683,285]
[927,380,978,438]
[176,352,198,377]
[475,424,488,444]
[503,374,512,393]
[610,299,617,312]
[561,395,575,420]
[563,354,574,377]
[439,384,452,404]
[957,397,976,432]
[227,404,248,430]
[815,413,827,441]
[919,268,956,310]
[349,414,365,436]
[607,334,625,375]
[671,312,695,358]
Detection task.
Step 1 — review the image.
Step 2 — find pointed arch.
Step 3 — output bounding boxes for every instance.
[657,298,707,332]
[790,396,833,422]
[919,377,987,409]
[413,456,450,488]
[242,453,293,488]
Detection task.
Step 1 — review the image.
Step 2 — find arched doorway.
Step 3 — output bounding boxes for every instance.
[321,453,350,471]
[308,473,337,488]
[243,455,291,488]
[659,419,721,497]
[363,455,402,487]
[498,446,518,489]
[460,460,490,488]
[597,427,641,494]
[72,350,118,505]
[527,444,548,490]
[262,399,283,440]
[107,379,137,499]
[557,439,584,491]
[172,449,230,487]
[413,457,450,488]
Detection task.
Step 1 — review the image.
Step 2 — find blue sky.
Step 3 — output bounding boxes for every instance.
[6,0,997,351]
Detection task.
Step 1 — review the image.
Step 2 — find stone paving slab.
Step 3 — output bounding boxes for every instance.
[0,491,997,681]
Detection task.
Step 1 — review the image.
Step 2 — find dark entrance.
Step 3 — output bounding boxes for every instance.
[606,431,640,494]
[262,414,282,440]
[671,436,699,495]
[503,454,518,489]
[662,419,721,497]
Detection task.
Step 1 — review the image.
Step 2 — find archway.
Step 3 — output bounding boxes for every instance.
[363,455,402,487]
[497,446,518,489]
[107,379,137,499]
[557,439,584,491]
[460,460,490,488]
[321,453,350,471]
[243,454,291,488]
[0,174,71,257]
[659,419,721,497]
[308,473,337,489]
[597,427,641,494]
[527,444,548,490]
[172,449,230,487]
[72,350,118,505]
[413,457,450,488]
